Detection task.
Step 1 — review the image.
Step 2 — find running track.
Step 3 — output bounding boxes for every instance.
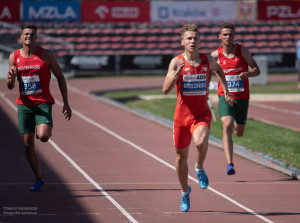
[0,76,299,223]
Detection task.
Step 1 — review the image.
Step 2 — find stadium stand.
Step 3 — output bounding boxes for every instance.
[0,20,299,57]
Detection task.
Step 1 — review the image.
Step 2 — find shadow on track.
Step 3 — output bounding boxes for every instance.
[0,106,94,223]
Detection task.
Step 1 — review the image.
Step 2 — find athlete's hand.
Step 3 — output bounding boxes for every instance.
[176,58,185,73]
[239,72,248,80]
[7,67,17,89]
[225,94,234,107]
[62,104,72,121]
[8,67,17,80]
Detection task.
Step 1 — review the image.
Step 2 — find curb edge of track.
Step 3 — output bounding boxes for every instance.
[92,94,300,181]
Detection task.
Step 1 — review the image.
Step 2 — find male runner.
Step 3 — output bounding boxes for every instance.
[211,23,260,175]
[6,23,72,191]
[163,24,233,212]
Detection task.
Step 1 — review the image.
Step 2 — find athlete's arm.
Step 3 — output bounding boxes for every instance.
[6,52,17,90]
[162,57,184,94]
[208,55,234,106]
[43,49,72,121]
[240,46,260,80]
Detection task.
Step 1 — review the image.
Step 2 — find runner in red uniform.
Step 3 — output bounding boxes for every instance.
[163,24,233,212]
[211,23,260,175]
[6,23,72,191]
[14,46,55,106]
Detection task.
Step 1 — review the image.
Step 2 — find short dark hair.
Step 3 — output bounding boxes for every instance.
[220,23,235,33]
[21,23,37,32]
[180,24,199,39]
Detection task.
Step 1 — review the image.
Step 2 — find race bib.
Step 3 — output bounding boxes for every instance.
[20,75,42,95]
[182,73,206,96]
[226,75,244,92]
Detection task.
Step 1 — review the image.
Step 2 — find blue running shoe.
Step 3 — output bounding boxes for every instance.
[30,179,44,191]
[195,164,209,189]
[180,186,191,212]
[227,163,236,175]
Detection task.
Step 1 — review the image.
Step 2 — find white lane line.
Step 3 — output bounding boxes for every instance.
[0,94,138,223]
[251,102,300,116]
[47,139,138,223]
[0,182,179,186]
[54,97,274,223]
[1,92,17,112]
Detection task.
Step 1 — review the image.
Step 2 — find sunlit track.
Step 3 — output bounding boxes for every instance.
[56,88,275,223]
[1,90,275,223]
[2,80,299,222]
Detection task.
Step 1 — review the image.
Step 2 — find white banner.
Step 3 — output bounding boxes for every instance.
[151,1,236,22]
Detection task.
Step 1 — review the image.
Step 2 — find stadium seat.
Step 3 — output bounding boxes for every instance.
[255,34,268,42]
[268,41,281,48]
[122,43,134,50]
[110,36,122,43]
[134,43,146,50]
[268,34,280,41]
[121,36,133,43]
[135,36,147,43]
[2,19,298,56]
[146,43,158,50]
[281,33,293,41]
[146,36,159,43]
[158,36,171,43]
[157,42,170,50]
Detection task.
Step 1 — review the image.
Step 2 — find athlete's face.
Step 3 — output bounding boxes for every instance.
[181,31,200,52]
[219,28,234,47]
[21,28,37,46]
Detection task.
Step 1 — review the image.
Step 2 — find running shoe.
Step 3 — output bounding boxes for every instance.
[227,163,236,175]
[30,179,44,191]
[195,164,209,189]
[180,186,191,212]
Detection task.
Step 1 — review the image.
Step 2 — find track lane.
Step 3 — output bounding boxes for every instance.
[1,78,300,223]
[248,101,300,131]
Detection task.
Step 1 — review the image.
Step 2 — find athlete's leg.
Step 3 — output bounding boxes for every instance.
[35,103,53,142]
[234,123,246,137]
[36,124,52,142]
[193,125,210,169]
[175,146,189,193]
[193,125,210,188]
[234,99,249,137]
[21,132,43,180]
[221,116,235,164]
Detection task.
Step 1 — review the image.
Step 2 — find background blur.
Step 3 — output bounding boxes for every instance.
[0,0,299,77]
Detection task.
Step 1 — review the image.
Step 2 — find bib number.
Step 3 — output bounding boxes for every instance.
[21,75,42,95]
[226,75,244,92]
[183,73,206,96]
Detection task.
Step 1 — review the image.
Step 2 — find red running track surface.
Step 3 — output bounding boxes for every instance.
[0,77,299,223]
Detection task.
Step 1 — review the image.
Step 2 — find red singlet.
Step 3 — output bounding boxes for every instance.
[173,54,212,149]
[14,46,55,106]
[217,43,249,99]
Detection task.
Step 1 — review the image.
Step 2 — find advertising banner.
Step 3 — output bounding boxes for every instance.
[0,0,21,22]
[120,55,173,74]
[64,55,115,75]
[22,1,80,22]
[151,1,236,22]
[236,0,256,21]
[82,1,150,22]
[258,0,300,20]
